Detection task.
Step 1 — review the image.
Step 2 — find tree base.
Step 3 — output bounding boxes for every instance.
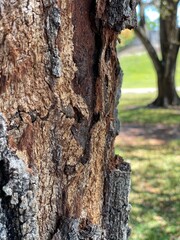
[148,95,180,108]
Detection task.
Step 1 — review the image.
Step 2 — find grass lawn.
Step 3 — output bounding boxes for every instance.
[115,93,180,240]
[116,140,180,240]
[119,52,180,89]
[119,93,180,125]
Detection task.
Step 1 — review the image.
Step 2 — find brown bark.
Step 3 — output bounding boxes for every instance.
[0,1,136,239]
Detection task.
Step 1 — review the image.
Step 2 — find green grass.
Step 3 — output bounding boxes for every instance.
[115,93,180,240]
[119,52,180,89]
[119,93,180,125]
[116,141,180,240]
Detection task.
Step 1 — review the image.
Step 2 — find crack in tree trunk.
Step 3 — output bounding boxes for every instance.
[0,0,136,239]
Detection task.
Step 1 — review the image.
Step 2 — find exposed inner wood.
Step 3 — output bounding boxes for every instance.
[0,0,136,239]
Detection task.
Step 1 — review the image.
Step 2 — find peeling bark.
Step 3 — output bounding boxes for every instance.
[0,0,136,239]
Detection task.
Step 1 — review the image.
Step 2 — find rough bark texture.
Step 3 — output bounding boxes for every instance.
[0,0,136,239]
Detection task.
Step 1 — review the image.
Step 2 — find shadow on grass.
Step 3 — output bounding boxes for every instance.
[130,194,180,240]
[120,107,180,125]
[115,142,180,240]
[117,93,180,239]
[132,224,178,240]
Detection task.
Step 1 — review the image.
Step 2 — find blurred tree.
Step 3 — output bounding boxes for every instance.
[135,0,180,107]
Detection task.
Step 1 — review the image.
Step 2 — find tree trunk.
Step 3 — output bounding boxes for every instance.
[135,27,180,107]
[0,1,136,239]
[135,0,180,107]
[151,0,180,107]
[152,62,180,107]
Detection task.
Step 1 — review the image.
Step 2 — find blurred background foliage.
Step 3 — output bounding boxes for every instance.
[117,29,135,50]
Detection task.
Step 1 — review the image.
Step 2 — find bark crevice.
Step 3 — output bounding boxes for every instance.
[0,0,137,239]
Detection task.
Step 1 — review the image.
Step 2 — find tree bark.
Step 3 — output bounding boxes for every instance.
[0,1,136,239]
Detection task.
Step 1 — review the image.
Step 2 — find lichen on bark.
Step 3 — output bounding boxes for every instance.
[0,113,39,240]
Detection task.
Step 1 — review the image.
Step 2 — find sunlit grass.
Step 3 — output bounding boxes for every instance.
[119,93,180,125]
[115,140,180,240]
[119,52,180,89]
[116,93,180,240]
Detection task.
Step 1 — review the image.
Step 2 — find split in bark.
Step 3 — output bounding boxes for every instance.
[0,0,137,239]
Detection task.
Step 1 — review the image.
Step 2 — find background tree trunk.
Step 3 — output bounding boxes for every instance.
[154,65,180,107]
[156,0,180,106]
[0,1,136,239]
[135,0,180,107]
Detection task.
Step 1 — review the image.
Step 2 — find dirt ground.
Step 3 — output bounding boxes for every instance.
[115,123,180,146]
[116,42,180,146]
